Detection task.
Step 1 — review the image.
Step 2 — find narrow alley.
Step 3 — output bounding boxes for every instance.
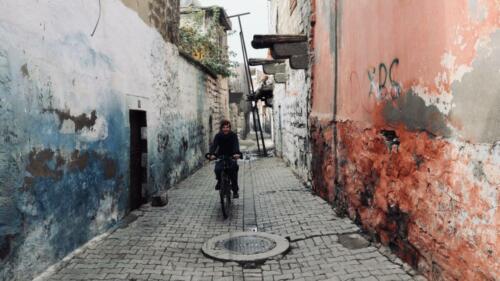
[1,0,499,281]
[40,158,416,281]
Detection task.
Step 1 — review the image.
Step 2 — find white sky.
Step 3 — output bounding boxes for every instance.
[198,0,270,62]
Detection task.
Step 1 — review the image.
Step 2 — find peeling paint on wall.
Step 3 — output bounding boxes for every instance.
[381,91,452,138]
[43,109,97,132]
[0,0,211,280]
[335,121,500,280]
[469,0,488,22]
[307,0,500,280]
[450,29,500,143]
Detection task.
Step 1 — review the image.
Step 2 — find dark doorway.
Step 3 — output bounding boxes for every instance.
[129,110,147,211]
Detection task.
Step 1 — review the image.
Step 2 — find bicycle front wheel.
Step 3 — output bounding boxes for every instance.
[224,188,231,218]
[220,190,228,219]
[219,174,230,219]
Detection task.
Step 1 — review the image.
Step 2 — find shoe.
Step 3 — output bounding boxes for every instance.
[215,182,220,190]
[233,192,239,199]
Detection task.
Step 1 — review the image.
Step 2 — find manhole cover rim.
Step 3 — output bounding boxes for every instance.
[220,236,276,255]
[202,232,289,262]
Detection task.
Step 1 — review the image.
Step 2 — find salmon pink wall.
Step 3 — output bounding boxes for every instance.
[310,0,500,280]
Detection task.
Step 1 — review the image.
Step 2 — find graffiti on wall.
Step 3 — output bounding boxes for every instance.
[368,58,401,100]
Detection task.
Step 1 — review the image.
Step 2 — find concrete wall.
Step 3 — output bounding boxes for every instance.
[270,0,312,181]
[310,0,500,280]
[0,1,210,280]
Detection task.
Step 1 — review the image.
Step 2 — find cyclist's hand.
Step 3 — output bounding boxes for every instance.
[232,154,240,160]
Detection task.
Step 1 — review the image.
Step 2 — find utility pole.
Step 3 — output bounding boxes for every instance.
[229,12,268,157]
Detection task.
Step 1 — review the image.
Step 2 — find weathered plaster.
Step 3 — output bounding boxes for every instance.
[309,0,337,198]
[469,0,489,22]
[0,1,210,280]
[382,91,452,138]
[336,122,499,280]
[306,0,500,280]
[450,30,500,143]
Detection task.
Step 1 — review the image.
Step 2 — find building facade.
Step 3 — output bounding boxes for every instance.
[180,3,232,138]
[0,0,219,279]
[269,0,312,181]
[267,0,500,280]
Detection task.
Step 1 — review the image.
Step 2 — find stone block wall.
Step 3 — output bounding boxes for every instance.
[270,0,312,181]
[122,0,180,44]
[0,1,210,280]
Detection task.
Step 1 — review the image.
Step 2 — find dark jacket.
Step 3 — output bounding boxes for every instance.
[210,131,242,157]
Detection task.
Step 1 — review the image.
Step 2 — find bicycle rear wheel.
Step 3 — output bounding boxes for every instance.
[224,187,231,218]
[220,191,228,219]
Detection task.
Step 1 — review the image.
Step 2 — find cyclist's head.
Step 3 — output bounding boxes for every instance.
[220,119,231,134]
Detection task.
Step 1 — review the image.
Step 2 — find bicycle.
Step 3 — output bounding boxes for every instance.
[206,154,236,219]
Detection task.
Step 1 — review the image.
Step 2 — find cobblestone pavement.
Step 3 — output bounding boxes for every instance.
[42,158,423,281]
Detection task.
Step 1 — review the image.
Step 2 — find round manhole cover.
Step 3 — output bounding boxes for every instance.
[219,236,276,255]
[202,232,289,262]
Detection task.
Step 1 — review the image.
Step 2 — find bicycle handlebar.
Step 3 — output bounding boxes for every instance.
[205,153,241,161]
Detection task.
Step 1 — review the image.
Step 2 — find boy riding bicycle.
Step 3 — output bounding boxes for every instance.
[208,120,242,199]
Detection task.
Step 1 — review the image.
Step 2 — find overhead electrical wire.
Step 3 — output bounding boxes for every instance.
[91,0,101,37]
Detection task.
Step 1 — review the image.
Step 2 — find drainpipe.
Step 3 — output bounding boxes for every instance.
[333,0,340,205]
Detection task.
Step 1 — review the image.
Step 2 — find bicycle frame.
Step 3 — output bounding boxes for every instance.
[207,154,236,219]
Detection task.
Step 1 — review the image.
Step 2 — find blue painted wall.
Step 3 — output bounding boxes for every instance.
[0,47,130,280]
[0,1,211,280]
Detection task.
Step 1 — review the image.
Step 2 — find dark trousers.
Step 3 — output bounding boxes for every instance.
[215,161,239,192]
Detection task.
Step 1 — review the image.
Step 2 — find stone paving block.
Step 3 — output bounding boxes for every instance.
[104,273,128,279]
[41,158,417,281]
[356,277,379,281]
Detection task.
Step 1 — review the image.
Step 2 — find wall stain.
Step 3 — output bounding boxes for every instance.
[68,150,89,172]
[382,91,451,137]
[181,137,188,152]
[333,121,499,280]
[20,64,29,78]
[26,148,118,184]
[310,117,335,202]
[101,157,117,179]
[43,109,97,132]
[157,133,169,153]
[26,149,64,180]
[0,235,14,261]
